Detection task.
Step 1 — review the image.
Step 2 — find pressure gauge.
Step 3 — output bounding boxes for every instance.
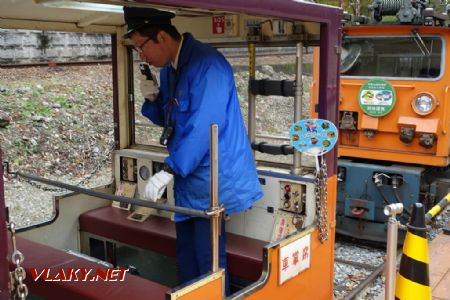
[139,165,150,181]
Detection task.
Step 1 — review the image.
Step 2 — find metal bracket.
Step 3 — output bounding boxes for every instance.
[205,204,225,217]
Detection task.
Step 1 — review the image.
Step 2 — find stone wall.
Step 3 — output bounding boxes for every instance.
[0,29,112,64]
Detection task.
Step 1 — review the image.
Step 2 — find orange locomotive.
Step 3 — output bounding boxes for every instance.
[312,0,450,242]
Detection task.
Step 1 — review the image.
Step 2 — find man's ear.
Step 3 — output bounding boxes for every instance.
[156,31,165,43]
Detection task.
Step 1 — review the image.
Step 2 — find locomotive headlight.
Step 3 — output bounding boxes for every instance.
[411,93,437,116]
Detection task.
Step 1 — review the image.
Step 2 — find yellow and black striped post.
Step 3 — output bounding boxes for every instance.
[425,193,450,224]
[395,203,431,300]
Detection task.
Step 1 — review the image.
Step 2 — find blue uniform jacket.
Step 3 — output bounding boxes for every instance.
[142,33,263,221]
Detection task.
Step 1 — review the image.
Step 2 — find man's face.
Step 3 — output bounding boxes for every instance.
[130,31,169,68]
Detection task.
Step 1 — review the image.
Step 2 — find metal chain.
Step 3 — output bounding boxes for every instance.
[8,222,28,299]
[13,142,115,192]
[315,156,328,243]
[321,159,329,241]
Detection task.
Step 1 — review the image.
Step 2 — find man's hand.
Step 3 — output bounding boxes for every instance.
[143,170,173,201]
[139,73,159,101]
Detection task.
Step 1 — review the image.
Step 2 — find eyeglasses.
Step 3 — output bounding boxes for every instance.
[133,37,152,53]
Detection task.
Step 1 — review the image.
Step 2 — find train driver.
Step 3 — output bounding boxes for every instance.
[123,7,263,295]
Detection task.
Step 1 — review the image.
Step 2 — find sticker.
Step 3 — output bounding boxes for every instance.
[289,119,338,156]
[358,79,396,117]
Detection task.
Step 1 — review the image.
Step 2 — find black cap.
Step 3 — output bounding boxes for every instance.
[123,7,175,38]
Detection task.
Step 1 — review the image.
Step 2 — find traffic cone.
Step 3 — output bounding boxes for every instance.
[395,203,431,300]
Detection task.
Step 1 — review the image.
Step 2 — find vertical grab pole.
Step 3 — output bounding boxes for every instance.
[384,203,403,300]
[292,42,303,175]
[0,152,10,299]
[248,43,256,154]
[210,124,220,272]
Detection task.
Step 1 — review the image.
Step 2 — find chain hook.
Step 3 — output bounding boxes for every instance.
[3,160,17,177]
[315,155,329,243]
[7,222,28,299]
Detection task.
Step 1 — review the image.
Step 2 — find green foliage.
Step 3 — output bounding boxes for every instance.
[21,98,51,118]
[317,0,445,19]
[31,90,42,97]
[316,0,372,16]
[51,94,72,109]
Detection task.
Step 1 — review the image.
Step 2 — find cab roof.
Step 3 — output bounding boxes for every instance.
[0,0,341,29]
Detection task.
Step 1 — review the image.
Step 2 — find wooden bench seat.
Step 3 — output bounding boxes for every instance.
[8,236,170,300]
[79,206,265,282]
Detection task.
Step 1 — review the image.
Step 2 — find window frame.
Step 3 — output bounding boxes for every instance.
[340,34,446,81]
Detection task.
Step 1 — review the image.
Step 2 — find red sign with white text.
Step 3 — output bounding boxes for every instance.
[212,16,225,34]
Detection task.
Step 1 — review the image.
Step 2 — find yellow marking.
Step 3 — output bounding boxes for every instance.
[395,274,431,300]
[248,43,255,78]
[402,233,429,263]
[428,205,441,217]
[445,193,450,201]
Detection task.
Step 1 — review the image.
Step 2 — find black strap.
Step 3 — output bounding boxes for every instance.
[160,67,179,146]
[249,79,295,97]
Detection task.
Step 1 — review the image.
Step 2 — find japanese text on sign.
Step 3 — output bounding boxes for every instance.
[212,16,225,34]
[279,234,311,285]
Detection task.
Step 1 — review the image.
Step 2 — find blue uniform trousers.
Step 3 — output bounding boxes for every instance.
[175,218,230,296]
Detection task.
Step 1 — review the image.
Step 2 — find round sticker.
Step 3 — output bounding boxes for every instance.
[289,119,338,156]
[358,79,396,117]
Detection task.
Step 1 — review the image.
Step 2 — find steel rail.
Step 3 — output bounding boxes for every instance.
[342,263,385,300]
[334,257,379,271]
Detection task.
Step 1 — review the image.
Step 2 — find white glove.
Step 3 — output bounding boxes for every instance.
[139,73,159,101]
[143,170,173,201]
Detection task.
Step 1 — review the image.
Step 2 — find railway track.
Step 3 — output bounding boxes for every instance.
[334,208,450,300]
[333,240,386,300]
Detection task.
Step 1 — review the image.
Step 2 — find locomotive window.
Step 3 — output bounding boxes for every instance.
[341,36,443,79]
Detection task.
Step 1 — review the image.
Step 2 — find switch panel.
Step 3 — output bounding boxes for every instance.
[280,181,305,214]
[114,149,174,219]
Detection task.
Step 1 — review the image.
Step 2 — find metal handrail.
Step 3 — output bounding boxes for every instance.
[3,161,209,219]
[384,203,403,300]
[209,124,221,273]
[292,41,303,175]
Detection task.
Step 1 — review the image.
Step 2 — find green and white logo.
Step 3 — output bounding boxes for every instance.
[358,79,396,117]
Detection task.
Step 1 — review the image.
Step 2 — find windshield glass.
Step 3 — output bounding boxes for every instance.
[341,35,443,79]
